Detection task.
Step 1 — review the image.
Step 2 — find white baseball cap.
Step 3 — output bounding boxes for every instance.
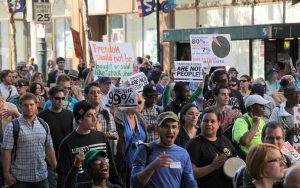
[245,94,270,108]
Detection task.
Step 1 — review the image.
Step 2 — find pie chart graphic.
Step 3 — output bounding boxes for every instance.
[211,36,231,58]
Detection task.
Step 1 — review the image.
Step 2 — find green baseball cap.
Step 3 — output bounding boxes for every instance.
[82,150,108,173]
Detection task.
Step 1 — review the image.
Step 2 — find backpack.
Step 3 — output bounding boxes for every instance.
[11,117,49,161]
[223,115,252,160]
[100,109,110,127]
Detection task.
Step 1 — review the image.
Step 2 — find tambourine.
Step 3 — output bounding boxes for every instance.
[223,157,246,178]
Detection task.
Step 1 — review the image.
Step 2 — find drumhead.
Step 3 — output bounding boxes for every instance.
[223,157,246,178]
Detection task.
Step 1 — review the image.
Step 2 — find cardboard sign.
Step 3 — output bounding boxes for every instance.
[281,141,300,164]
[190,34,232,66]
[89,41,134,77]
[71,28,83,59]
[128,72,149,93]
[174,61,203,82]
[293,106,300,153]
[107,87,137,108]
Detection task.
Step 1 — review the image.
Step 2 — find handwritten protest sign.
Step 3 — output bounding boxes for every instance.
[128,72,149,93]
[107,87,137,108]
[89,41,134,77]
[174,61,203,82]
[281,141,300,164]
[293,107,300,153]
[190,34,232,66]
[71,28,83,59]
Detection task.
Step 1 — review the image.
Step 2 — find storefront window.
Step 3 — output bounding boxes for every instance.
[0,21,9,69]
[15,21,26,62]
[199,7,223,27]
[109,15,124,42]
[254,2,283,24]
[175,0,195,7]
[252,40,265,80]
[126,14,143,58]
[175,9,196,29]
[52,0,72,16]
[0,0,8,18]
[231,40,250,76]
[144,13,157,62]
[225,6,252,26]
[286,2,300,23]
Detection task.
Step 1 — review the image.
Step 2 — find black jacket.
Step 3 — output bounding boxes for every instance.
[175,126,190,148]
[47,69,69,87]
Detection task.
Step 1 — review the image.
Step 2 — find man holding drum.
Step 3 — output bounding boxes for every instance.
[186,108,238,188]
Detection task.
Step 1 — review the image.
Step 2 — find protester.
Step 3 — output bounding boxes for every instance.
[56,100,122,188]
[0,91,20,131]
[131,111,197,188]
[8,79,29,113]
[269,85,300,145]
[2,93,56,188]
[283,164,300,188]
[64,150,121,188]
[163,66,209,116]
[47,57,68,87]
[156,73,169,95]
[29,82,46,112]
[186,108,236,188]
[68,69,84,101]
[27,56,38,75]
[175,103,200,148]
[140,61,152,77]
[0,70,18,101]
[293,59,300,90]
[241,143,285,188]
[44,74,78,111]
[232,94,269,159]
[228,67,239,78]
[266,68,281,95]
[114,97,147,187]
[239,74,252,98]
[38,86,74,188]
[97,77,112,110]
[229,77,239,91]
[30,72,49,101]
[16,61,31,80]
[11,71,20,86]
[141,84,161,142]
[147,62,162,85]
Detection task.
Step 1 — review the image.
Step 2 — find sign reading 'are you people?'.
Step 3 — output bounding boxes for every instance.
[89,41,134,77]
[174,61,203,82]
[128,72,149,93]
[190,34,232,67]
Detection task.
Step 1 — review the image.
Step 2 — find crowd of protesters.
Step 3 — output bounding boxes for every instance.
[0,55,299,188]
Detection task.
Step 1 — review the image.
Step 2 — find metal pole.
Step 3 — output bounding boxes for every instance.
[37,0,47,79]
[156,0,160,63]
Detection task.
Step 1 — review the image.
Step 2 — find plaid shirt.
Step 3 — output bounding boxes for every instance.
[141,106,160,142]
[2,115,53,182]
[97,109,117,134]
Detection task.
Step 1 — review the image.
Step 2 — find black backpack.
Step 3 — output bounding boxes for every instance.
[223,115,251,160]
[11,117,49,161]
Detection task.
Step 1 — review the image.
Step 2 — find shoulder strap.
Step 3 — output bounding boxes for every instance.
[138,143,153,165]
[240,115,252,130]
[101,109,110,127]
[37,117,49,147]
[12,119,20,161]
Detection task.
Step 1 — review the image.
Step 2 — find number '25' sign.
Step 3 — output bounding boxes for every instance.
[34,3,51,24]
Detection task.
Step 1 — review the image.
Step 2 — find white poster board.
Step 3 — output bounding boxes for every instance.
[128,72,149,93]
[89,41,134,77]
[190,34,232,66]
[107,87,137,108]
[281,141,300,164]
[293,107,300,153]
[174,61,203,82]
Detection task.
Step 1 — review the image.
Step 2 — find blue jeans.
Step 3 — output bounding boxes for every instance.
[9,179,49,188]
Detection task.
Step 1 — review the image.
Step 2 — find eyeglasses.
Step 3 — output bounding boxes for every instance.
[93,158,109,165]
[239,80,248,83]
[229,84,237,87]
[54,97,65,101]
[267,156,285,165]
[64,87,71,90]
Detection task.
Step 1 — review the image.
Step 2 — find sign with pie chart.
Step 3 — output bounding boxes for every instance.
[190,34,232,66]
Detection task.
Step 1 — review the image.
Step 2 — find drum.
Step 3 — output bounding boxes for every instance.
[223,157,246,178]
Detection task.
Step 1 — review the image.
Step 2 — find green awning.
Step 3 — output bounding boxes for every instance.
[163,23,300,42]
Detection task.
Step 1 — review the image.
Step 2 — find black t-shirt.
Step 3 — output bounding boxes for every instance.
[38,108,73,158]
[186,135,236,188]
[204,89,246,114]
[57,130,109,188]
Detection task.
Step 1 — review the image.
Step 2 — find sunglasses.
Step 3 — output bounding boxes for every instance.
[54,97,65,101]
[239,80,248,83]
[93,158,109,165]
[229,84,237,87]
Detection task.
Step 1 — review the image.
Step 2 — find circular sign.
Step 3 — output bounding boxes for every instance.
[211,36,231,58]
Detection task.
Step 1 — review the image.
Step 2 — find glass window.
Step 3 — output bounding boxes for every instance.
[15,21,26,62]
[252,40,265,80]
[254,2,283,24]
[199,7,224,27]
[88,0,106,15]
[175,9,196,29]
[109,15,124,43]
[126,14,143,58]
[143,13,157,62]
[175,0,195,7]
[0,0,8,18]
[231,40,250,76]
[286,2,300,23]
[55,18,72,69]
[225,6,252,26]
[0,21,9,69]
[52,0,72,16]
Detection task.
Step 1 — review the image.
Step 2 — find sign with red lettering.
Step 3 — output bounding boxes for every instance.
[89,41,134,77]
[190,34,232,67]
[71,28,83,59]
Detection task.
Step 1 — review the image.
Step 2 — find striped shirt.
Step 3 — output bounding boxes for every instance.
[2,115,53,182]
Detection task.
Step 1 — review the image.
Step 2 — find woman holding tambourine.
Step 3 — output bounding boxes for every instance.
[186,108,244,188]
